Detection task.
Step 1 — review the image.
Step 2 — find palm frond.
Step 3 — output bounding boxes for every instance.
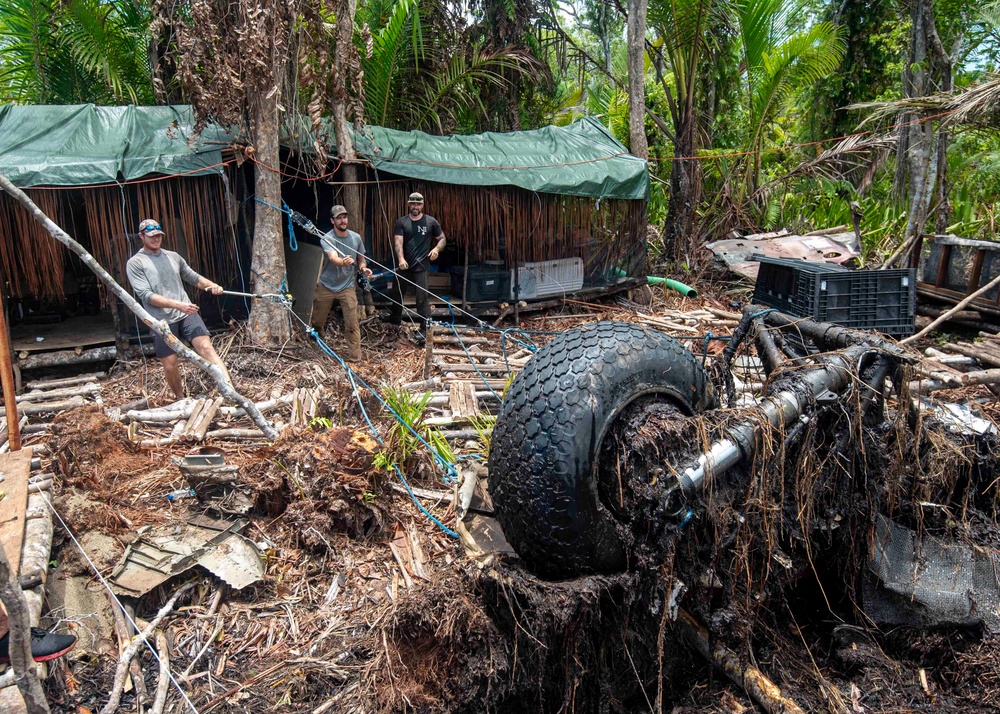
[410,49,529,132]
[359,0,421,126]
[756,133,898,198]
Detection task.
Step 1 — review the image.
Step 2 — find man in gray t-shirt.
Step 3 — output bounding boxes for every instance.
[310,204,372,361]
[126,218,233,398]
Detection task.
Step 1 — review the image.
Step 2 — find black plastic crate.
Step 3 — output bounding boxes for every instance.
[752,256,915,337]
[451,266,511,303]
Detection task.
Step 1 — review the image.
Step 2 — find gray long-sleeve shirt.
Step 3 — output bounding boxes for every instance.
[126,248,202,324]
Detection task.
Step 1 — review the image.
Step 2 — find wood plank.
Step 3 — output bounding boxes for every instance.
[449,382,479,419]
[0,450,32,576]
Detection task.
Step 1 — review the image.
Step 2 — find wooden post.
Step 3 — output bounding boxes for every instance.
[423,325,435,379]
[0,293,21,452]
[461,245,470,314]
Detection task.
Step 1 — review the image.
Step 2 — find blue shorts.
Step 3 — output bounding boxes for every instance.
[153,314,211,358]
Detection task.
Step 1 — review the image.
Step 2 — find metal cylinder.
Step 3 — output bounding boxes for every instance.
[677,347,867,496]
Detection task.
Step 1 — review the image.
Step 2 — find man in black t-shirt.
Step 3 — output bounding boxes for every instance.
[388,192,446,326]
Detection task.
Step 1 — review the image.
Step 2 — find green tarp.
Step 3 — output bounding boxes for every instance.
[0,105,647,200]
[0,104,229,187]
[354,117,649,200]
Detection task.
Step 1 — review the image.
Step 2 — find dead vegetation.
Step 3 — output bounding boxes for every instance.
[21,287,1000,714]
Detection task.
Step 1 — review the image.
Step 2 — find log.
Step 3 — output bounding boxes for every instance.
[218,392,298,418]
[99,583,195,714]
[19,425,49,436]
[440,428,483,440]
[677,609,805,714]
[903,270,1000,344]
[25,372,104,390]
[426,335,492,347]
[941,342,1000,368]
[909,367,1000,393]
[434,362,516,374]
[182,399,208,438]
[15,383,100,403]
[188,397,224,442]
[0,540,48,713]
[17,345,117,370]
[205,428,271,439]
[443,378,509,388]
[431,349,504,360]
[401,377,442,391]
[17,396,85,415]
[150,631,171,714]
[127,398,199,423]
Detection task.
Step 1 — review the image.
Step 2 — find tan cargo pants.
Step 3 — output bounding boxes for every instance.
[311,283,361,361]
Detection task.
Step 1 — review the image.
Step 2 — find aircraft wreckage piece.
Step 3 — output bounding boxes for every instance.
[487,316,905,578]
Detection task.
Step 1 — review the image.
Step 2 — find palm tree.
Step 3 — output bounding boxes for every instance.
[733,0,844,202]
[0,0,155,104]
[648,0,724,258]
[358,0,533,133]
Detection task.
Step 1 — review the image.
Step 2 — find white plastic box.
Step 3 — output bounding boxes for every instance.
[510,258,584,300]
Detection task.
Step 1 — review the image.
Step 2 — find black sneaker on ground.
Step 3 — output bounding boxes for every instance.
[0,627,77,663]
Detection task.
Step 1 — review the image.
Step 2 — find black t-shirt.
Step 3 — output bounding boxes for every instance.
[393,215,443,271]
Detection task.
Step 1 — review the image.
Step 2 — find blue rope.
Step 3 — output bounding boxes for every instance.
[702,332,714,368]
[253,197,298,251]
[283,200,297,251]
[748,308,778,321]
[303,323,459,538]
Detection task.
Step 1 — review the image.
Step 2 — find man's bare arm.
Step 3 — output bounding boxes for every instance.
[429,233,446,261]
[195,276,223,295]
[394,234,408,270]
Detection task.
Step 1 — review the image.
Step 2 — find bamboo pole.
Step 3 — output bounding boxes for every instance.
[0,173,278,439]
[0,292,21,451]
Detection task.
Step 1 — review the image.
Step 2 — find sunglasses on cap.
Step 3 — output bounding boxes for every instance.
[142,225,163,234]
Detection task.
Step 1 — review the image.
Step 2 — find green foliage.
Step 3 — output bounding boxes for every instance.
[309,415,334,429]
[374,386,455,475]
[0,0,154,103]
[358,0,532,133]
[468,412,496,456]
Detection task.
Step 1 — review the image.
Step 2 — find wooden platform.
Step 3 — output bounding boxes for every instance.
[10,313,115,354]
[0,450,31,576]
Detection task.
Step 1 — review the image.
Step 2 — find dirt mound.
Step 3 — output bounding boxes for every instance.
[243,427,385,550]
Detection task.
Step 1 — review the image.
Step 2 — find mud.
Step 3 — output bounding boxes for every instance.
[241,427,385,550]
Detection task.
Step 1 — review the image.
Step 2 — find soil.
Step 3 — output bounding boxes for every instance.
[32,297,1000,714]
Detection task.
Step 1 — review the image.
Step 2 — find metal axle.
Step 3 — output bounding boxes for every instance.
[676,346,870,497]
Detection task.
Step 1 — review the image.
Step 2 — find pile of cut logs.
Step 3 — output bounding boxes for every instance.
[121,388,323,447]
[911,334,1000,394]
[0,371,106,451]
[634,306,741,334]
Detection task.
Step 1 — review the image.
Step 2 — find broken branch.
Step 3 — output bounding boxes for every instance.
[100,581,196,714]
[0,172,278,440]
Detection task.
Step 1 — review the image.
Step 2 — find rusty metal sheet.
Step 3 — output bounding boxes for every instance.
[708,231,861,281]
[109,515,264,596]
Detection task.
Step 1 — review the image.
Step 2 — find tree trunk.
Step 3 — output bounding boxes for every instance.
[333,0,362,232]
[664,103,700,262]
[249,93,291,344]
[626,0,649,161]
[894,0,950,259]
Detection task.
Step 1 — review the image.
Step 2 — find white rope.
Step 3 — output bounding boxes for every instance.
[35,489,202,713]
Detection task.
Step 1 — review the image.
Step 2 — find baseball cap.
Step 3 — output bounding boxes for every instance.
[330,205,348,218]
[138,219,164,236]
[407,192,424,203]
